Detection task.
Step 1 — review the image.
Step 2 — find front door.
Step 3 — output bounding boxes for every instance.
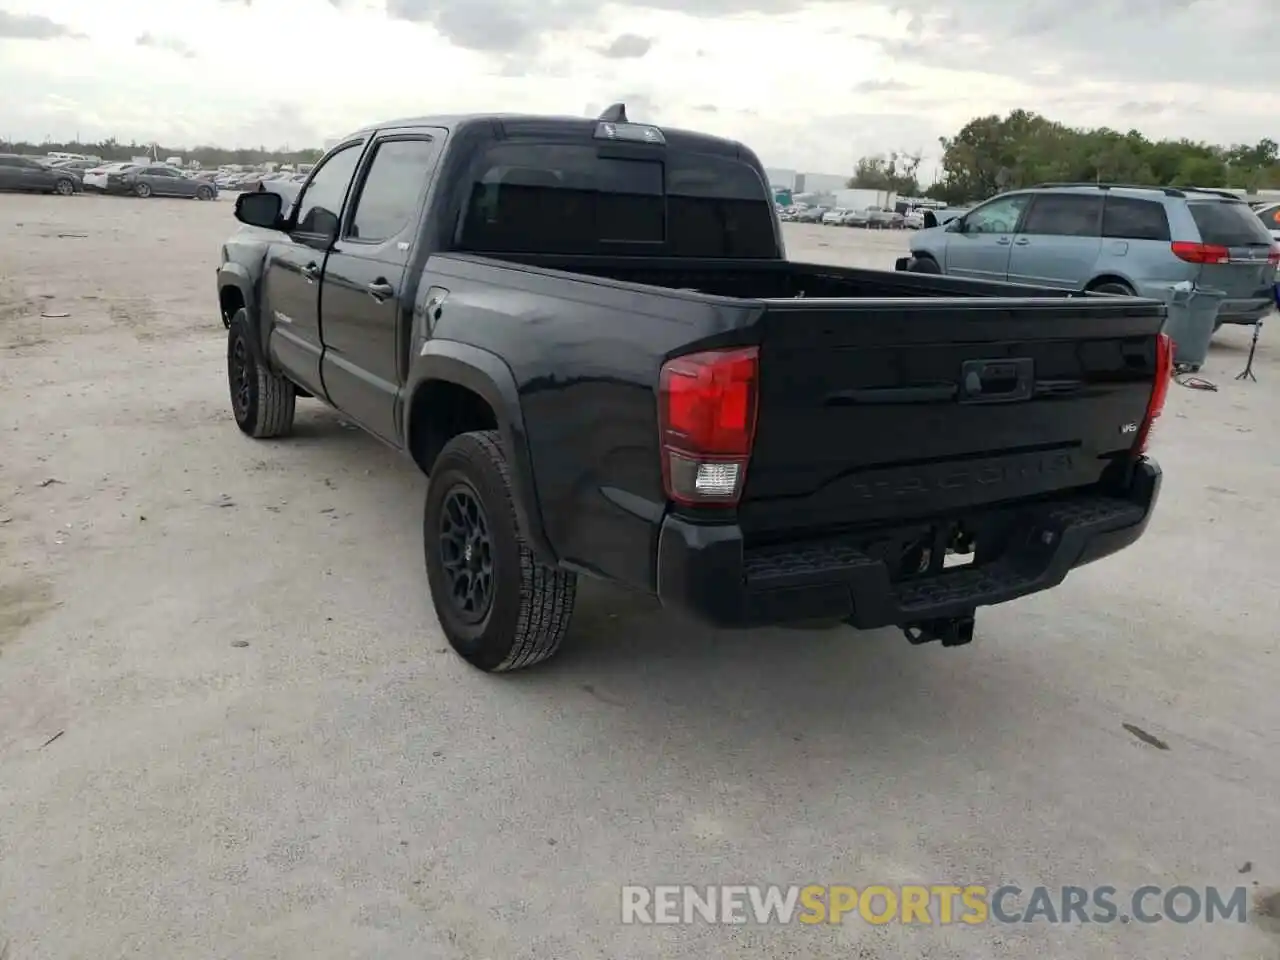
[945,193,1032,282]
[262,141,367,399]
[320,134,444,444]
[1007,192,1104,289]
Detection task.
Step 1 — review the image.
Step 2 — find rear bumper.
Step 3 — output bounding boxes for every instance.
[656,459,1162,629]
[1215,298,1274,325]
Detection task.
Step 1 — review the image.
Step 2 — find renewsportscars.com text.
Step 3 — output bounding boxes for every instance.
[620,884,1250,925]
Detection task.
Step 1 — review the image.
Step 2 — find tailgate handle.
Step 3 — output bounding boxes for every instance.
[959,358,1034,404]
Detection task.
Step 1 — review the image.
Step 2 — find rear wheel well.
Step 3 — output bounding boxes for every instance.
[409,380,499,474]
[219,286,246,326]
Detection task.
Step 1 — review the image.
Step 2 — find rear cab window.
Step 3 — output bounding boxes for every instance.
[1188,200,1274,247]
[456,129,778,258]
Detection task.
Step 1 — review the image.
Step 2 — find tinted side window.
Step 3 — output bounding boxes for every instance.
[295,143,364,238]
[1020,194,1103,237]
[1101,197,1170,241]
[346,138,442,243]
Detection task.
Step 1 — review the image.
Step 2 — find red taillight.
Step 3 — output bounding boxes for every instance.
[658,347,759,506]
[1170,241,1230,264]
[1134,332,1173,455]
[1268,243,1280,267]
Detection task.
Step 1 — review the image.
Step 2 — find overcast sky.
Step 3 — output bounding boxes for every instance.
[0,0,1274,176]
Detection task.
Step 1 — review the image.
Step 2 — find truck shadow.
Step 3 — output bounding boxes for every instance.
[506,575,1013,754]
[279,405,1019,751]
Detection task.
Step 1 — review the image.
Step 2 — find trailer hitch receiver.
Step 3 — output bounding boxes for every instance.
[903,613,975,647]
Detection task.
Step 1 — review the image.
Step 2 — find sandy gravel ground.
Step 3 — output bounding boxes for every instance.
[1,194,1278,960]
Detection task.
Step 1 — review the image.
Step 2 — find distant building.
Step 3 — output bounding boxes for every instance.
[765,167,797,191]
[796,172,848,195]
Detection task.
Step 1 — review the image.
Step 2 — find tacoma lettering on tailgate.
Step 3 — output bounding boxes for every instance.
[849,453,1076,501]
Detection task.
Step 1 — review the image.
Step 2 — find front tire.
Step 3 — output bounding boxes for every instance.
[424,430,577,672]
[907,255,942,274]
[227,308,295,438]
[134,182,152,198]
[54,178,75,196]
[196,185,214,201]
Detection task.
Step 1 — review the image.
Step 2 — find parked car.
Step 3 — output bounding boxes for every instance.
[0,153,81,195]
[840,208,871,227]
[217,107,1169,672]
[83,162,139,191]
[117,164,218,200]
[899,183,1279,329]
[795,205,827,223]
[866,206,903,228]
[237,171,290,192]
[1254,201,1280,242]
[903,209,925,229]
[821,208,850,226]
[49,158,98,174]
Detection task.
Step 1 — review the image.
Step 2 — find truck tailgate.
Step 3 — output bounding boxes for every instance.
[740,296,1166,536]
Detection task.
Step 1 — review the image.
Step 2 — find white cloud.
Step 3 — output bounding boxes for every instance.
[0,0,1274,178]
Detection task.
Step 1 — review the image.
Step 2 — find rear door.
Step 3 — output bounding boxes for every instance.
[1185,199,1277,315]
[320,131,445,444]
[1008,192,1104,289]
[943,193,1031,281]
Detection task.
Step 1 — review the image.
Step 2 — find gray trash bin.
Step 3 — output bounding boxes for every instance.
[1161,282,1224,371]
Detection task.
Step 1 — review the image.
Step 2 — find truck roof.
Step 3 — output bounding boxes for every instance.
[341,113,752,160]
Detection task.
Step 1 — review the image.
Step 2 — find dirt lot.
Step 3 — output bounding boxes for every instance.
[1,194,1278,960]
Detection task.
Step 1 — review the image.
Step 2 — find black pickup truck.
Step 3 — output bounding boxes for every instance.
[216,105,1171,672]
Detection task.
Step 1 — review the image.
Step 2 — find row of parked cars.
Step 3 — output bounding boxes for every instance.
[214,169,308,192]
[778,204,930,229]
[0,152,312,201]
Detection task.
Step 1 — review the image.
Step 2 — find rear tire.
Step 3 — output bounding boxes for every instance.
[1089,280,1136,296]
[424,430,577,672]
[227,308,295,438]
[908,255,942,274]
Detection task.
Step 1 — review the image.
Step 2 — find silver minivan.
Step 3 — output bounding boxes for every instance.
[901,183,1279,327]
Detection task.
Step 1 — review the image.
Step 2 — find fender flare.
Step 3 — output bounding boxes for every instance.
[216,262,267,365]
[406,340,557,566]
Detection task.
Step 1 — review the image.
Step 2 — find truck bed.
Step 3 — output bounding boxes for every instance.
[465,253,1166,539]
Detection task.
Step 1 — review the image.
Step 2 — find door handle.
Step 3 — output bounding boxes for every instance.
[301,262,319,282]
[996,237,1011,245]
[367,280,394,302]
[1014,238,1030,245]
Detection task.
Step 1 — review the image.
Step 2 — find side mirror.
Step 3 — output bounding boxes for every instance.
[945,218,963,233]
[234,190,284,229]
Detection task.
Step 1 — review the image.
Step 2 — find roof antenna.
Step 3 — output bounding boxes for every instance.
[598,102,628,123]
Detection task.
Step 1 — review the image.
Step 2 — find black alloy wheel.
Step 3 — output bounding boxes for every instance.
[437,483,495,623]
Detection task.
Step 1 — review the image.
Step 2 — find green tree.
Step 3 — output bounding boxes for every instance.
[930,110,1280,203]
[848,151,923,196]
